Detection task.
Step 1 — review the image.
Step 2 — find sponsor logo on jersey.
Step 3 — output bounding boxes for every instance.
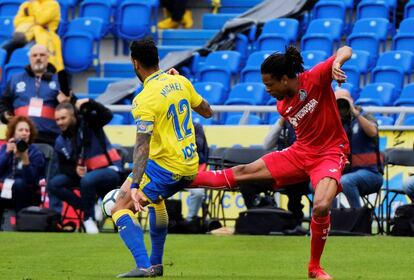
[16,81,26,93]
[299,89,307,101]
[287,99,318,128]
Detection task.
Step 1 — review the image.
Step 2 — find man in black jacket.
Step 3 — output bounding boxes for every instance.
[47,100,122,234]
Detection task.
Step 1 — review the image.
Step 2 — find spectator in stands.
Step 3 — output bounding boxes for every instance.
[158,0,193,29]
[239,118,310,231]
[47,100,122,234]
[0,116,45,219]
[335,88,384,208]
[0,44,72,145]
[185,122,208,222]
[2,0,64,72]
[403,176,414,202]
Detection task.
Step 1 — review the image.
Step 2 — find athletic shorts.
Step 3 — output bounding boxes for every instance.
[127,160,196,203]
[262,146,348,193]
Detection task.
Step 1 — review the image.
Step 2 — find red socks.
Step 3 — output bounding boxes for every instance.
[309,215,330,269]
[191,168,236,189]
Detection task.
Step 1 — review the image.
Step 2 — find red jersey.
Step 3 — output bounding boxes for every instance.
[276,56,349,153]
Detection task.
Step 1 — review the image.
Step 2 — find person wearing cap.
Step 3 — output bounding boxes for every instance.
[335,88,384,208]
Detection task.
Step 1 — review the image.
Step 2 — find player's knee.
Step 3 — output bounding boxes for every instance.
[312,200,330,217]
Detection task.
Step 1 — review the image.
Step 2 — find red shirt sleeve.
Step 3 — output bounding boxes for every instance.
[307,56,336,86]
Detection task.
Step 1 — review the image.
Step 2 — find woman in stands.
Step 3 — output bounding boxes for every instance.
[0,116,45,219]
[191,45,353,280]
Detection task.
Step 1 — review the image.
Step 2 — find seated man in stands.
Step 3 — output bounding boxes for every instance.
[0,44,72,145]
[2,0,64,71]
[47,100,122,234]
[0,116,45,220]
[158,0,193,29]
[335,89,384,208]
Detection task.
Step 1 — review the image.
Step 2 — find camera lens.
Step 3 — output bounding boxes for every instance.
[16,139,28,152]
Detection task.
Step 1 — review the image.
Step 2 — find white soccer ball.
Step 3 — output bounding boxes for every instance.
[102,189,120,218]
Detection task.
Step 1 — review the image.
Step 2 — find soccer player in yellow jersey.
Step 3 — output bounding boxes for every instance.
[111,38,213,278]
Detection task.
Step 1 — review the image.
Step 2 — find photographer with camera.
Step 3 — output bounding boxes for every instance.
[47,99,122,234]
[335,89,383,208]
[0,44,73,146]
[0,116,45,221]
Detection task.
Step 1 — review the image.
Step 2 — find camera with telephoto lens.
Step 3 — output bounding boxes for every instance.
[15,139,28,152]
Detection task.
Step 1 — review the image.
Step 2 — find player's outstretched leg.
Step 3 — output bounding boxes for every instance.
[191,168,236,189]
[148,201,168,276]
[112,209,154,278]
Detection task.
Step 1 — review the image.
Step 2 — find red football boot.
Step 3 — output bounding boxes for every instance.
[308,266,333,280]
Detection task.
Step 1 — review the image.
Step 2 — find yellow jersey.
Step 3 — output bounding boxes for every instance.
[131,70,203,176]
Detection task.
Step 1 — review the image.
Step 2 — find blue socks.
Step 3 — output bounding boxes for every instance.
[113,210,151,269]
[148,201,169,266]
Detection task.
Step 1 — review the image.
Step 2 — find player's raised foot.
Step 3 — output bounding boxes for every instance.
[117,267,155,278]
[151,264,163,276]
[308,266,333,280]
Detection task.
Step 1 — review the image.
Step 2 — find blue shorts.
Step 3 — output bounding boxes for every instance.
[128,160,195,203]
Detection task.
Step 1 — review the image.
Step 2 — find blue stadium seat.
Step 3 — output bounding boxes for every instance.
[192,112,215,125]
[355,83,396,106]
[301,35,334,55]
[235,34,249,63]
[376,115,394,125]
[267,112,280,125]
[225,113,263,125]
[0,0,23,17]
[160,29,217,46]
[343,50,371,75]
[393,84,414,106]
[304,18,343,42]
[347,34,380,65]
[201,50,242,77]
[402,116,414,125]
[392,18,414,53]
[371,66,405,92]
[302,50,328,70]
[225,83,267,105]
[405,1,414,18]
[257,18,299,52]
[65,17,105,40]
[79,0,112,35]
[103,62,135,78]
[350,18,389,45]
[198,66,232,92]
[376,50,413,74]
[62,32,95,73]
[241,51,272,83]
[313,1,347,21]
[1,47,28,89]
[114,0,152,40]
[0,16,13,45]
[202,13,237,30]
[108,114,125,125]
[194,82,227,105]
[357,0,389,20]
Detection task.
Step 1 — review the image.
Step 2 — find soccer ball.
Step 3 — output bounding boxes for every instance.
[102,188,120,218]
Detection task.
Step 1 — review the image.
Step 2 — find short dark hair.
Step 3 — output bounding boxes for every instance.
[261,45,304,80]
[6,116,37,144]
[130,38,159,68]
[56,102,76,115]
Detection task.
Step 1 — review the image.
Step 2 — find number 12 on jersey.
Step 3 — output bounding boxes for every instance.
[167,99,193,141]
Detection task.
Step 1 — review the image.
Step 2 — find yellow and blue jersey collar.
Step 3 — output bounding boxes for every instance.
[143,70,165,87]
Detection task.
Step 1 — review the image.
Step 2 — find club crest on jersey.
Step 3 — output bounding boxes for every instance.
[299,89,307,101]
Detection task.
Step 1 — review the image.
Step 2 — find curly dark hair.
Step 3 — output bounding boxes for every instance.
[130,38,159,68]
[261,45,304,80]
[5,116,38,144]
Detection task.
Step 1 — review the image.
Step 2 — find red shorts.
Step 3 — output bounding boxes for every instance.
[262,146,348,193]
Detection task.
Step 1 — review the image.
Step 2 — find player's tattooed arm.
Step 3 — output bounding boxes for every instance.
[193,99,213,118]
[132,133,151,186]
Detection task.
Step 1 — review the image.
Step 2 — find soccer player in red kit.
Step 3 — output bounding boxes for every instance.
[191,45,353,280]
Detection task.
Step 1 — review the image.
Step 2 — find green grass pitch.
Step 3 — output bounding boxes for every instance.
[0,232,413,280]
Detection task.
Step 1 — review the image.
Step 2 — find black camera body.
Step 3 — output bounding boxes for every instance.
[16,139,28,152]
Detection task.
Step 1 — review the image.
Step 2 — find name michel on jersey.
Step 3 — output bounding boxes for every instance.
[287,99,318,128]
[160,83,183,96]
